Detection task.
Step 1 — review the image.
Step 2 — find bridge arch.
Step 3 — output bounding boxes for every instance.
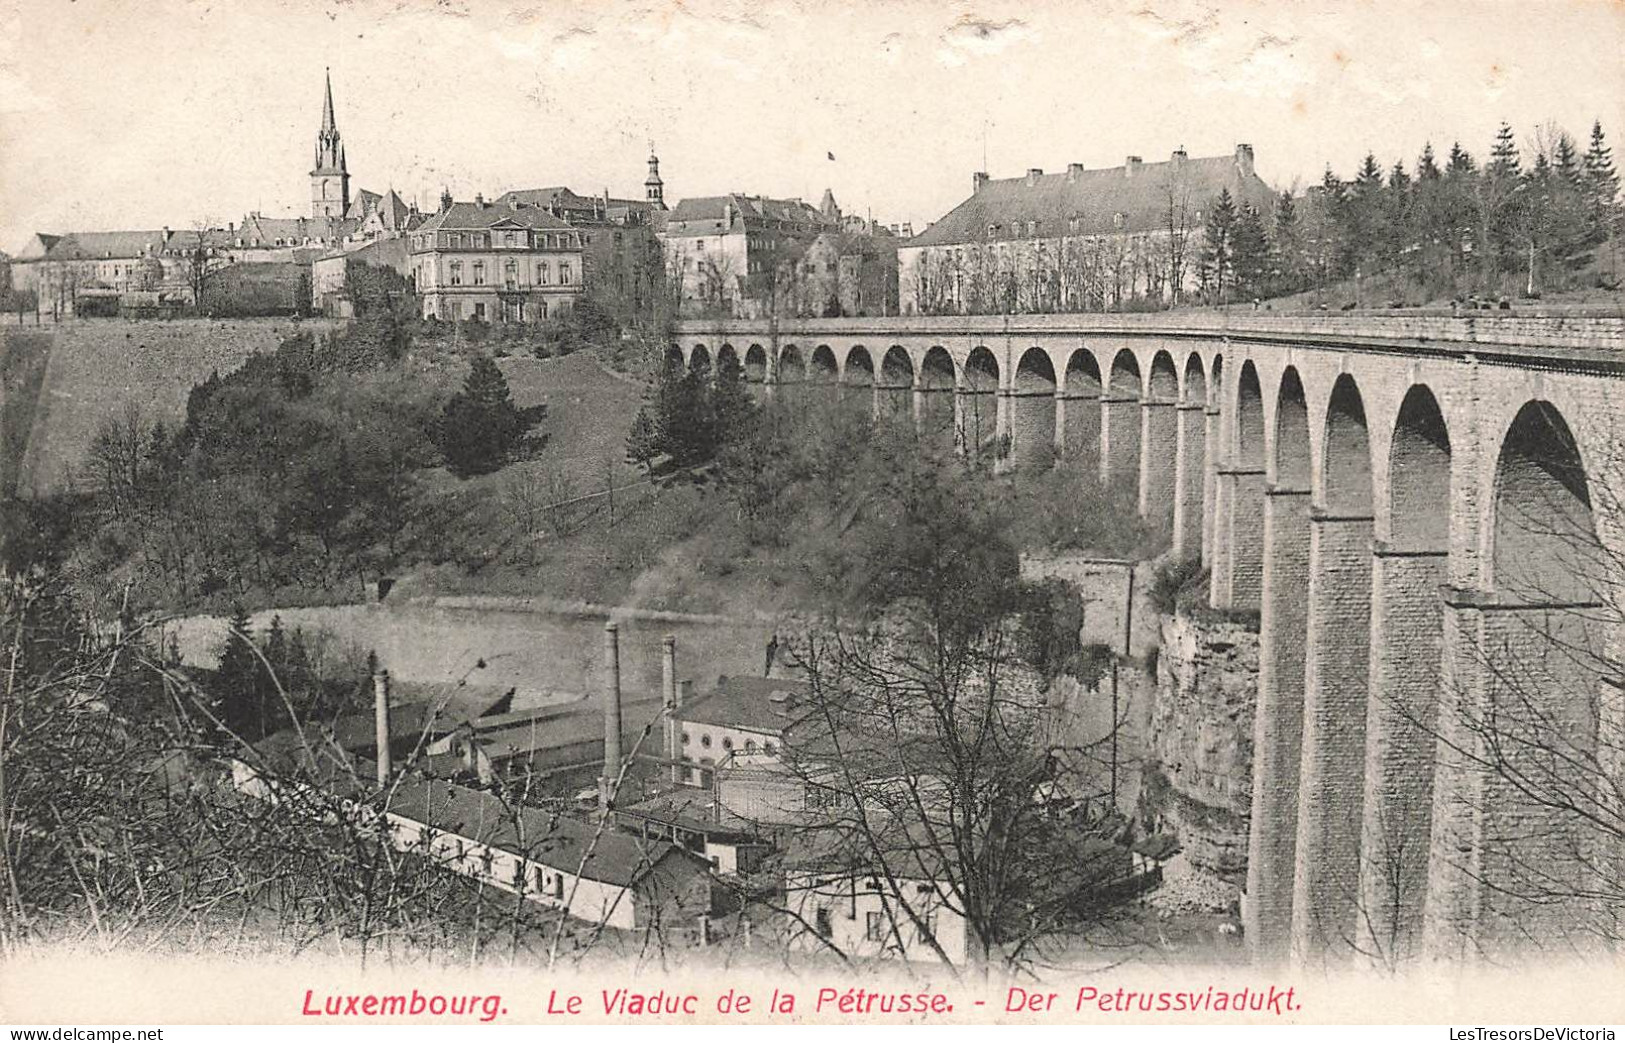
[1104,349,1142,489]
[1292,372,1376,962]
[666,344,686,371]
[1219,360,1268,611]
[1247,365,1314,962]
[961,346,1001,460]
[778,345,806,404]
[1471,398,1603,951]
[689,344,712,381]
[1012,347,1058,471]
[1062,349,1103,471]
[919,346,956,449]
[1172,352,1210,557]
[743,343,768,384]
[809,345,839,389]
[878,346,914,421]
[1355,383,1453,965]
[841,345,874,386]
[716,343,739,376]
[1142,351,1180,528]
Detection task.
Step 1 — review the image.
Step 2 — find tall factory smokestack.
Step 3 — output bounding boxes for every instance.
[662,635,679,784]
[372,667,392,787]
[600,622,624,809]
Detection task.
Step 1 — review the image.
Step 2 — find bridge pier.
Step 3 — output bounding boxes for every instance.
[1053,389,1067,458]
[1213,467,1265,610]
[1101,393,1140,489]
[1290,510,1375,964]
[1245,484,1312,962]
[1357,544,1448,965]
[1200,406,1219,566]
[1171,403,1206,559]
[1140,399,1178,528]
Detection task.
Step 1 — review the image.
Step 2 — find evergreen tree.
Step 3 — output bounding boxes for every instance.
[1483,121,1524,277]
[1386,159,1414,273]
[626,405,658,476]
[1269,191,1304,295]
[1199,188,1238,302]
[438,354,541,478]
[1444,142,1480,277]
[1231,203,1270,299]
[711,350,757,447]
[1346,152,1389,276]
[1415,143,1448,287]
[1583,120,1620,268]
[650,358,717,470]
[215,604,264,742]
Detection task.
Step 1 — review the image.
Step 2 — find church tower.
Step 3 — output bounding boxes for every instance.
[310,69,350,220]
[644,150,666,210]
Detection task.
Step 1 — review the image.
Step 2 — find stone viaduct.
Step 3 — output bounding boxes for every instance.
[672,311,1625,966]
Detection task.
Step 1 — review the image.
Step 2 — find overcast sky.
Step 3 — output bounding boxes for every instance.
[3,0,1623,253]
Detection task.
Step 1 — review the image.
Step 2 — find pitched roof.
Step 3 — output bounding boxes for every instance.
[344,188,384,222]
[238,212,353,245]
[662,193,839,237]
[676,675,813,735]
[465,694,665,762]
[381,776,698,888]
[44,230,171,259]
[245,728,705,889]
[415,201,574,233]
[494,187,653,218]
[908,150,1276,248]
[615,786,761,839]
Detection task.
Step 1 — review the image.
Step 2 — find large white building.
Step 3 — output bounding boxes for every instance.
[899,145,1276,315]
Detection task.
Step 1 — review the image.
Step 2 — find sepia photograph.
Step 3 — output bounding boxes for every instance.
[1,0,1623,1032]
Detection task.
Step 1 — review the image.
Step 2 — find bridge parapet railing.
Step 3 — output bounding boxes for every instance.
[673,308,1625,353]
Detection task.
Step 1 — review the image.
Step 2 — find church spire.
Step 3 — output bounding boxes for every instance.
[321,67,337,134]
[311,68,350,219]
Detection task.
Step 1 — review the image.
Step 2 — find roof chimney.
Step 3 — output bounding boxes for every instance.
[600,622,623,810]
[663,635,681,785]
[372,667,392,787]
[1172,146,1188,165]
[1066,162,1085,183]
[1026,167,1044,184]
[1235,143,1255,176]
[1124,156,1143,177]
[972,171,989,194]
[475,193,486,208]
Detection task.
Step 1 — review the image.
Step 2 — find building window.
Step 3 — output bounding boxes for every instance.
[744,739,756,754]
[473,262,486,285]
[537,261,550,284]
[473,302,486,321]
[450,261,463,286]
[764,742,777,755]
[504,259,518,289]
[553,874,565,900]
[681,731,691,746]
[814,907,833,939]
[700,734,712,749]
[865,911,886,942]
[721,737,733,751]
[915,912,937,947]
[560,262,572,284]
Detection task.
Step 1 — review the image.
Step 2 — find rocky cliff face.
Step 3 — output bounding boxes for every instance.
[1141,612,1259,884]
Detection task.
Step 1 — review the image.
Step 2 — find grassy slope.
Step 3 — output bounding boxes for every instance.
[16,317,341,496]
[0,329,54,497]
